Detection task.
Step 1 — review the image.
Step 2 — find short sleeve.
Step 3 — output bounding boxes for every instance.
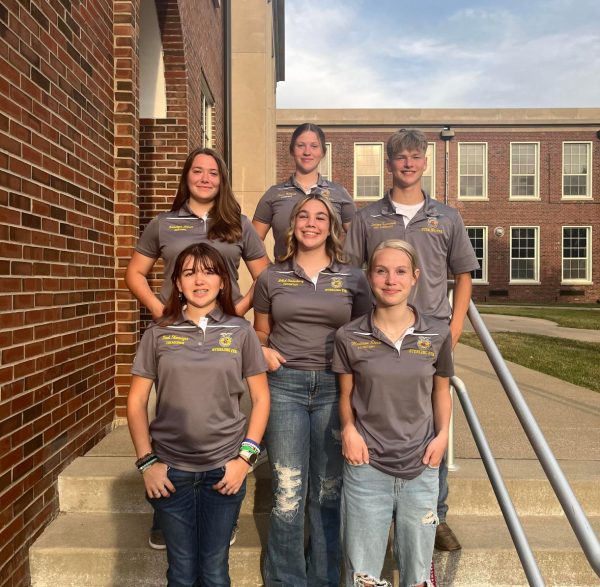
[135,215,161,259]
[338,186,357,223]
[434,332,454,377]
[241,325,268,377]
[447,213,480,276]
[131,327,157,380]
[252,270,271,314]
[241,216,267,261]
[253,189,275,225]
[343,213,367,268]
[331,327,352,374]
[351,269,374,319]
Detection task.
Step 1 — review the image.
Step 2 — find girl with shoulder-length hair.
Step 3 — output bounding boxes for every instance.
[126,147,269,320]
[252,122,356,260]
[127,242,270,587]
[253,191,373,587]
[332,239,453,587]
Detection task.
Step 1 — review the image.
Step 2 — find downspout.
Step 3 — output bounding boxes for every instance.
[440,126,455,205]
[224,0,232,172]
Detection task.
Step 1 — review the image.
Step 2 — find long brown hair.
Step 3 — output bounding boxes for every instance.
[160,243,237,325]
[170,147,242,243]
[289,123,327,155]
[278,192,346,264]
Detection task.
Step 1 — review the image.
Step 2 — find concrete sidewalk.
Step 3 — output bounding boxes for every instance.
[463,313,600,343]
[452,342,600,462]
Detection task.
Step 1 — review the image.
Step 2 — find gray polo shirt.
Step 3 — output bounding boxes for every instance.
[136,202,266,303]
[253,175,356,259]
[253,259,373,371]
[131,307,267,472]
[343,192,479,321]
[332,309,454,479]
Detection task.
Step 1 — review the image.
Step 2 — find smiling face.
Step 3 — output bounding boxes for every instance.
[386,148,428,190]
[291,131,324,175]
[186,153,221,208]
[369,247,419,307]
[176,255,223,315]
[293,198,331,252]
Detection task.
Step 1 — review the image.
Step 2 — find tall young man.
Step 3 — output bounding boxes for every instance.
[344,129,480,551]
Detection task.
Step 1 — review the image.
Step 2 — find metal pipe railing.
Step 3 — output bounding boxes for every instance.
[467,301,600,577]
[451,375,545,586]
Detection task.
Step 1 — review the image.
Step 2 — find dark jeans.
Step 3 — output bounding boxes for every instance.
[150,466,246,587]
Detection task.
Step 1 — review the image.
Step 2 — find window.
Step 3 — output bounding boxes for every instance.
[510,143,539,199]
[459,143,487,199]
[563,142,592,198]
[562,227,592,283]
[466,227,487,282]
[510,227,539,282]
[201,78,214,148]
[422,143,436,199]
[354,143,384,200]
[318,142,332,181]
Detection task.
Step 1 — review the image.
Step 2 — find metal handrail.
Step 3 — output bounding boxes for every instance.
[466,301,600,577]
[451,375,545,586]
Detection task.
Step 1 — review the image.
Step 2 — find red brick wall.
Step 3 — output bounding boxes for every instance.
[0,0,117,584]
[277,127,600,304]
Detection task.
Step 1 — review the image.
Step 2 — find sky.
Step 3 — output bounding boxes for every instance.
[276,0,600,109]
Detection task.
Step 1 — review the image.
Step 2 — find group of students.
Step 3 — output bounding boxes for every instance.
[126,124,479,587]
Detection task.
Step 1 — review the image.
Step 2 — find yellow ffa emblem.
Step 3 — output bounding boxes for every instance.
[320,189,331,198]
[427,217,439,229]
[417,337,432,350]
[219,333,233,348]
[331,277,343,289]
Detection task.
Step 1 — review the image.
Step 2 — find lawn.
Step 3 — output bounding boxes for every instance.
[477,306,600,330]
[459,332,600,393]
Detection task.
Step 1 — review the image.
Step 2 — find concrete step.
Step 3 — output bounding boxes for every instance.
[58,456,273,516]
[29,511,600,586]
[59,451,599,518]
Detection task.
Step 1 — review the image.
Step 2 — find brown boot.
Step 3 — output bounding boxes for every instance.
[435,522,462,551]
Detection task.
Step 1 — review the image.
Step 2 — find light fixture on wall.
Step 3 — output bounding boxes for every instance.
[494,227,505,237]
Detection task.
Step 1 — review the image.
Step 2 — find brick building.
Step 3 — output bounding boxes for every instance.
[277,109,600,304]
[0,0,283,584]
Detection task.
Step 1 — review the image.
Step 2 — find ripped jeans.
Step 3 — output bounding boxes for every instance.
[341,463,439,587]
[263,366,343,587]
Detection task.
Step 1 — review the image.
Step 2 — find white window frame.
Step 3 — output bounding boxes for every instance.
[510,226,540,284]
[466,226,488,284]
[318,142,332,181]
[562,142,592,199]
[354,142,384,201]
[422,142,436,199]
[201,77,214,148]
[458,142,488,200]
[562,226,592,284]
[509,142,540,200]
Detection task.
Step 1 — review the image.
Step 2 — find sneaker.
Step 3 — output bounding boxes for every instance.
[149,528,166,550]
[434,522,462,551]
[352,572,391,587]
[229,523,239,546]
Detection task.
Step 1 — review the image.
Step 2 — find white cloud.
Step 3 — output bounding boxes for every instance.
[277,0,600,108]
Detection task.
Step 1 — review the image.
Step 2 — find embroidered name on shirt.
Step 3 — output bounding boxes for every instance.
[421,227,444,234]
[369,221,397,230]
[168,224,194,232]
[161,334,189,346]
[408,348,435,357]
[277,277,304,287]
[351,340,382,350]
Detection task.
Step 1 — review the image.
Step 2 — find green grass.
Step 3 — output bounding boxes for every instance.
[478,306,600,330]
[460,332,600,393]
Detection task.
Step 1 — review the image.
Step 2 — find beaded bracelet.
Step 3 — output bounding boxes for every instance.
[138,458,159,473]
[135,452,157,468]
[240,443,260,456]
[242,438,261,451]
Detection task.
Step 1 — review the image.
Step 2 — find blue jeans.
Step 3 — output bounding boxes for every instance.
[341,463,439,587]
[263,366,343,587]
[437,451,448,522]
[150,466,246,587]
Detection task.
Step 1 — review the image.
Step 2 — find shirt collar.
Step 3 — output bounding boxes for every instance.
[286,174,329,192]
[363,304,423,341]
[180,305,225,325]
[178,200,210,219]
[381,190,438,217]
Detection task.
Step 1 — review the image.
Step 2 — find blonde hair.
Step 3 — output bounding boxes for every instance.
[367,239,419,276]
[278,192,346,264]
[386,129,428,160]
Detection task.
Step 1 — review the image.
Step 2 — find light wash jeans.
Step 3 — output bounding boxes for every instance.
[341,462,439,587]
[150,466,245,587]
[263,366,343,587]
